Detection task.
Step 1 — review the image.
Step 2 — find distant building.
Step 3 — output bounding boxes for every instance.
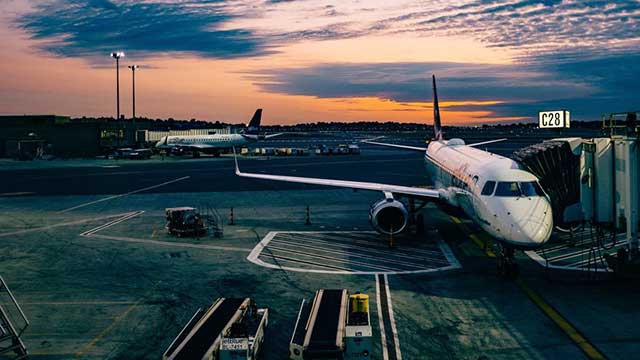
[0,115,139,158]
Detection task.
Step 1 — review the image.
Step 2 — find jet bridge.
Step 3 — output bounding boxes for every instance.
[519,112,640,274]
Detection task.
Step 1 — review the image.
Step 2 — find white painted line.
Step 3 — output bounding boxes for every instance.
[0,213,136,238]
[437,238,462,270]
[80,211,145,236]
[264,245,399,272]
[276,233,446,262]
[57,176,190,213]
[247,231,461,275]
[269,239,443,269]
[376,274,390,360]
[384,274,402,360]
[86,234,252,252]
[247,231,278,263]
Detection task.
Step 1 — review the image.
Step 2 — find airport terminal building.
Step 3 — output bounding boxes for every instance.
[0,115,236,159]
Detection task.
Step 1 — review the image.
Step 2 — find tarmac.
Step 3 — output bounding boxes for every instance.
[1,142,639,359]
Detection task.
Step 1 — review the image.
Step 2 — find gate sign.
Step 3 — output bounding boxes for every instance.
[539,110,570,128]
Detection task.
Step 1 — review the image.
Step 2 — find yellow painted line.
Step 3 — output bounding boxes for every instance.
[73,298,143,358]
[515,279,606,360]
[449,215,607,360]
[449,216,495,257]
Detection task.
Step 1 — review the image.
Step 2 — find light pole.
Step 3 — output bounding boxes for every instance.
[128,65,139,121]
[110,52,125,120]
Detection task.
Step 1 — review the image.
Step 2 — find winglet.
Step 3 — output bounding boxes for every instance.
[232,147,241,175]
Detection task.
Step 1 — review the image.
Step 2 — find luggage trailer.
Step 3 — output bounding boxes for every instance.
[290,290,373,360]
[164,298,268,360]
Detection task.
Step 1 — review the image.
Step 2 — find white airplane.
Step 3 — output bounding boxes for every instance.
[156,109,282,157]
[234,76,553,277]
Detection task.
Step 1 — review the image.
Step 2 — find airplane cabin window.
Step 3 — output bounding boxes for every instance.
[494,181,520,197]
[481,181,496,196]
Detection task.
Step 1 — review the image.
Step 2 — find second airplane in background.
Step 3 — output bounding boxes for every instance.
[156,109,282,157]
[234,75,553,277]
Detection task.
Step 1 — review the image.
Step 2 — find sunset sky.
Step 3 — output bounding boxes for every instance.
[0,0,638,125]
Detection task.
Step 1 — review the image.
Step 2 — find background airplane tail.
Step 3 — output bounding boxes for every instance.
[245,109,262,135]
[432,75,443,141]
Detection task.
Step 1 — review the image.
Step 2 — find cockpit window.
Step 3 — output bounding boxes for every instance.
[520,181,546,197]
[495,182,520,196]
[494,181,545,197]
[481,181,496,196]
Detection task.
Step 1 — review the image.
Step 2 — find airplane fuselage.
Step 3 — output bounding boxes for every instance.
[157,134,259,152]
[424,139,553,249]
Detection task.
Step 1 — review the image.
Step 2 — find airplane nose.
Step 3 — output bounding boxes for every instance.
[510,199,553,247]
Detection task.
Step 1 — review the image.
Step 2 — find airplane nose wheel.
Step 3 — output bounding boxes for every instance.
[498,246,519,279]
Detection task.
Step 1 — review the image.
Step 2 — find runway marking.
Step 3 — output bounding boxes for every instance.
[248,231,461,275]
[57,175,190,213]
[450,215,607,360]
[0,213,136,238]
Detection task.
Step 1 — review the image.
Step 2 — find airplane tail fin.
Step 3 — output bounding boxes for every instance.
[432,75,443,141]
[245,109,262,135]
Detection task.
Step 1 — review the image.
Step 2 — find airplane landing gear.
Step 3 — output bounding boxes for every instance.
[498,246,519,279]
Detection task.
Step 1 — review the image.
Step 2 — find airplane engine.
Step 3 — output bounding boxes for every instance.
[369,199,409,235]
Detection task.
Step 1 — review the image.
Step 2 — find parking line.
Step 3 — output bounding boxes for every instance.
[74,297,143,358]
[0,213,135,238]
[269,239,446,269]
[375,274,390,360]
[450,215,607,360]
[58,176,190,213]
[276,233,445,261]
[259,253,355,272]
[515,279,606,360]
[384,274,402,360]
[80,211,144,236]
[87,234,252,252]
[265,245,400,272]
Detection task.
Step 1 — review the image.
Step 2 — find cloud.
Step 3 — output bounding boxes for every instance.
[250,53,640,121]
[382,0,640,60]
[16,0,271,60]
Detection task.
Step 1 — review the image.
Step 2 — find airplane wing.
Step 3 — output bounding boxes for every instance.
[264,133,285,139]
[233,154,439,199]
[361,140,427,152]
[467,138,507,147]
